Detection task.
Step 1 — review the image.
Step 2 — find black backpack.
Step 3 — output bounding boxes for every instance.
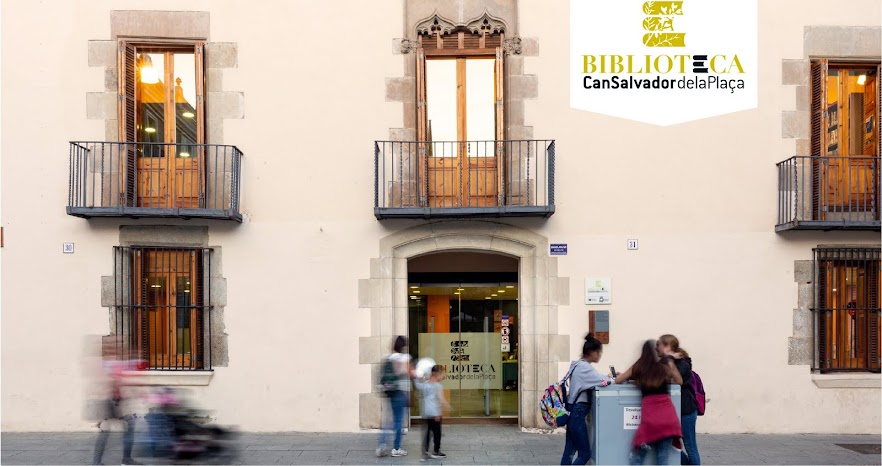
[379,356,398,397]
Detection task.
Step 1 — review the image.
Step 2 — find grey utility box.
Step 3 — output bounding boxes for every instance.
[588,383,682,465]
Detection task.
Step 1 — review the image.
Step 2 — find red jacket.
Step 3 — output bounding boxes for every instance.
[631,393,683,449]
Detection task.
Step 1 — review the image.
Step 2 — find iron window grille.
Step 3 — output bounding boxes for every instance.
[813,247,881,372]
[112,246,213,370]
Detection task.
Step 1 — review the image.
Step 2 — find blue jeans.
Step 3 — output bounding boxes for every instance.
[378,391,406,450]
[560,403,591,465]
[630,437,673,465]
[680,411,700,465]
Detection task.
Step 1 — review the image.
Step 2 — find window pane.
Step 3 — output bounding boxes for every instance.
[465,58,495,155]
[137,53,165,150]
[173,52,198,158]
[827,67,877,156]
[427,59,458,148]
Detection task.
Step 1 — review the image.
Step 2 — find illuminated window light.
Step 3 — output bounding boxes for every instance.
[144,127,156,133]
[179,152,190,158]
[182,111,195,118]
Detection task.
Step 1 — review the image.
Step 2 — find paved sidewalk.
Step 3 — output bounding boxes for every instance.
[2,426,880,465]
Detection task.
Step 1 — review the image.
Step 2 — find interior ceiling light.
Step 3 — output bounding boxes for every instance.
[491,294,498,297]
[410,295,418,299]
[182,111,195,118]
[179,152,190,158]
[454,292,461,295]
[485,297,492,300]
[413,290,421,293]
[144,127,157,133]
[857,74,867,85]
[506,285,514,289]
[456,288,464,291]
[498,290,505,293]
[410,285,418,289]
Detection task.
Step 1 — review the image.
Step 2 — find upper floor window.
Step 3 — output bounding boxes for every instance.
[814,247,880,373]
[119,41,205,209]
[811,61,879,157]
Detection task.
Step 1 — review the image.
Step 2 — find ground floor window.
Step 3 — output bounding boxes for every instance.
[112,246,213,370]
[814,247,881,372]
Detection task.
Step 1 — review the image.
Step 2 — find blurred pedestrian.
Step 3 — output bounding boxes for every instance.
[414,365,451,460]
[615,340,683,465]
[658,334,701,465]
[377,335,414,458]
[90,337,142,465]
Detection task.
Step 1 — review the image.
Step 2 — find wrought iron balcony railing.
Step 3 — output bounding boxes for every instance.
[374,140,555,219]
[776,156,880,231]
[67,142,243,222]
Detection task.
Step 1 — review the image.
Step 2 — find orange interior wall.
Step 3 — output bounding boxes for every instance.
[427,295,450,333]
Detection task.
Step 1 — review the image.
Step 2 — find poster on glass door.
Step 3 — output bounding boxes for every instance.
[419,333,503,390]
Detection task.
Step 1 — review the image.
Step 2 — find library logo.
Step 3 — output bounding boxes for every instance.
[570,0,757,125]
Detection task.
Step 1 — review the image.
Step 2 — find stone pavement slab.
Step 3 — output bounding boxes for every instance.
[1,426,880,465]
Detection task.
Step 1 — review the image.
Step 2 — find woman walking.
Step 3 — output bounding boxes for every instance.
[560,333,613,465]
[377,336,414,458]
[615,340,683,465]
[658,334,700,465]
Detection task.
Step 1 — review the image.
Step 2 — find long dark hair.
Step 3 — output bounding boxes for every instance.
[393,336,408,353]
[630,340,669,390]
[582,333,603,357]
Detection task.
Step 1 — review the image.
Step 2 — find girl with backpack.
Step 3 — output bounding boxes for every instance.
[560,333,613,465]
[615,340,683,465]
[376,336,414,458]
[658,334,701,465]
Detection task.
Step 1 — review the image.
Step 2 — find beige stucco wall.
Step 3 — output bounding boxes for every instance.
[1,0,880,433]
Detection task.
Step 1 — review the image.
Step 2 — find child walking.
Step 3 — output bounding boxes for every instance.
[414,365,451,461]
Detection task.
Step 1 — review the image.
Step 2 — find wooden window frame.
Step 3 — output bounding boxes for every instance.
[814,247,881,373]
[118,39,206,208]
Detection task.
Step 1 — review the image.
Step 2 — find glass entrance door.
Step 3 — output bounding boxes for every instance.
[408,283,519,419]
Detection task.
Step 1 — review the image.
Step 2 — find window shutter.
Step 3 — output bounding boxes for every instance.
[868,263,880,370]
[810,60,828,220]
[118,41,137,207]
[877,64,881,159]
[817,260,830,370]
[195,42,206,145]
[495,46,505,205]
[416,47,428,205]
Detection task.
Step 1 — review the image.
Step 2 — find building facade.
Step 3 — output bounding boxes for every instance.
[1,0,880,433]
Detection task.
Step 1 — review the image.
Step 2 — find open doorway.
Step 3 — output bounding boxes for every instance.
[406,252,518,422]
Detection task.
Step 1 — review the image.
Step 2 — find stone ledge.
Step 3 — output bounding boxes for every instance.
[122,370,213,386]
[811,373,881,389]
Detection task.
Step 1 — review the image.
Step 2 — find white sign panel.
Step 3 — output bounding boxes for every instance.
[570,0,758,125]
[585,278,612,304]
[63,243,75,254]
[624,406,642,429]
[419,333,502,390]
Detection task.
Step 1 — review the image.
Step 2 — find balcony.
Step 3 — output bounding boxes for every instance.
[67,142,243,222]
[374,140,555,219]
[776,156,880,231]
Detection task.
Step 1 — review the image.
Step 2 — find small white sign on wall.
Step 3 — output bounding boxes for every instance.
[63,243,75,254]
[624,406,641,430]
[585,277,612,304]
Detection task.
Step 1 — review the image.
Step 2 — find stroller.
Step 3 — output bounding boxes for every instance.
[145,387,239,463]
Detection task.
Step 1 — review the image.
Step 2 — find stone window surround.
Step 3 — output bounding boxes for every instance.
[780,26,880,153]
[781,26,882,389]
[385,9,540,143]
[101,226,230,383]
[86,10,244,145]
[357,221,571,429]
[790,246,881,389]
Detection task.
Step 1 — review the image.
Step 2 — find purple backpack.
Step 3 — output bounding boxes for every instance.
[692,370,706,416]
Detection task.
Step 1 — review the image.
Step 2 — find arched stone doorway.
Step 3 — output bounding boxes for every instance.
[358,221,571,428]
